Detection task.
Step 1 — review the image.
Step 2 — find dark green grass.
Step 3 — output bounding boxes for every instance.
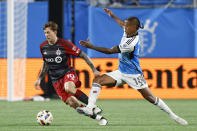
[0,99,196,131]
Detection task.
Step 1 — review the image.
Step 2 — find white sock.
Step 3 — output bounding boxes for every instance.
[87,83,101,108]
[154,97,177,119]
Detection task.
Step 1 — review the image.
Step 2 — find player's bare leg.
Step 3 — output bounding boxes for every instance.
[65,96,81,109]
[65,96,108,125]
[64,81,89,105]
[138,88,188,125]
[76,74,116,126]
[76,74,116,116]
[64,81,102,114]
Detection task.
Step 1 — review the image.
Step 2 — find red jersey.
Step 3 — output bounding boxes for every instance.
[40,38,81,83]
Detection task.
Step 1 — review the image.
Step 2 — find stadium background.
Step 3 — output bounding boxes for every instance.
[0,0,197,99]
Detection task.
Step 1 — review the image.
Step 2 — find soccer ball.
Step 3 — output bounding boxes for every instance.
[36,110,53,125]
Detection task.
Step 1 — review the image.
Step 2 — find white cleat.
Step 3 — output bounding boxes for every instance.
[76,106,93,116]
[76,107,108,126]
[173,117,188,125]
[98,118,108,126]
[76,106,103,116]
[93,106,103,115]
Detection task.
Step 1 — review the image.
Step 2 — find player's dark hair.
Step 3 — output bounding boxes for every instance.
[43,21,58,32]
[127,17,144,30]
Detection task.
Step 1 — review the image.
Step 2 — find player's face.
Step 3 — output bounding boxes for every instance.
[124,20,136,36]
[44,27,57,44]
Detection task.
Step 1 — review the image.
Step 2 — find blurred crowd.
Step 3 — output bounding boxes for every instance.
[1,0,193,7]
[86,0,140,7]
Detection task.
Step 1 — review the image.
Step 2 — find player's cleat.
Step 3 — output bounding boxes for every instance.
[76,106,93,116]
[93,114,108,126]
[172,116,188,125]
[76,107,108,126]
[93,106,103,115]
[98,117,108,126]
[76,106,103,116]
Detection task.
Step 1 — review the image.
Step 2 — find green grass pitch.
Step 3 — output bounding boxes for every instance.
[0,99,196,131]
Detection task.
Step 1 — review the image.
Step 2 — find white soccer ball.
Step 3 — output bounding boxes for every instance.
[36,110,53,125]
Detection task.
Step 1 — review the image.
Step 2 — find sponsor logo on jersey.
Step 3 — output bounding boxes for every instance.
[45,58,54,62]
[45,56,62,63]
[139,19,158,56]
[55,56,62,63]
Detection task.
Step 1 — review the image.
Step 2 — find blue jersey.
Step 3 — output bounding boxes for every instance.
[118,31,143,75]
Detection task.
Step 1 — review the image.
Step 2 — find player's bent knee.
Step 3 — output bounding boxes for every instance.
[93,74,116,87]
[93,77,100,83]
[65,96,79,109]
[93,76,104,84]
[64,81,76,94]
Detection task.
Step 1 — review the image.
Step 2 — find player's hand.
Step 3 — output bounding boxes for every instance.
[94,70,100,78]
[34,79,41,90]
[104,8,113,17]
[79,38,92,48]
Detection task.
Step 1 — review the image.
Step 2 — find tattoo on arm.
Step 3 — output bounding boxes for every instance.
[79,51,96,72]
[38,62,48,80]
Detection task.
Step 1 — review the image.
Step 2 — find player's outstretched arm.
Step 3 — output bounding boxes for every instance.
[79,51,100,77]
[79,39,120,54]
[34,62,48,89]
[104,8,125,28]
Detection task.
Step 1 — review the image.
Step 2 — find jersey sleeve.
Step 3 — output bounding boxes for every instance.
[40,42,47,61]
[62,40,81,56]
[119,36,139,53]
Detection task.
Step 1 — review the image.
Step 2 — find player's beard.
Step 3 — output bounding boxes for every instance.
[47,36,57,45]
[48,38,56,45]
[47,38,53,45]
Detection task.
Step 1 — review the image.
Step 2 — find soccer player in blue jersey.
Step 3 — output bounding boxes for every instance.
[34,21,107,125]
[77,8,188,125]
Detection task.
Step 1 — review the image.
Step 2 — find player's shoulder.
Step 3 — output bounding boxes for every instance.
[57,38,74,48]
[58,38,70,44]
[125,35,139,44]
[128,34,139,39]
[58,38,66,43]
[40,40,48,48]
[133,35,139,43]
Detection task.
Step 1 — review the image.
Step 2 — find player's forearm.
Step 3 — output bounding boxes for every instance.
[37,62,47,81]
[111,14,125,28]
[79,51,97,72]
[89,45,113,54]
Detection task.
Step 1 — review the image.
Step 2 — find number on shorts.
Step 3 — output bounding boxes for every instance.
[67,74,75,80]
[133,75,146,86]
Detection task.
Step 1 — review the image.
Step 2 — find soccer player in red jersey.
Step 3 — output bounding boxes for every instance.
[34,21,107,125]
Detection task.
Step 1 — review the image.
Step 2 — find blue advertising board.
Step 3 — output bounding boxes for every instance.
[0,2,196,58]
[87,7,195,58]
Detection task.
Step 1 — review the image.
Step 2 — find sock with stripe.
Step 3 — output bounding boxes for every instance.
[87,83,101,108]
[74,89,88,105]
[154,97,177,119]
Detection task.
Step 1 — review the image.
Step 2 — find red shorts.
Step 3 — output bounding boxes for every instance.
[53,71,81,102]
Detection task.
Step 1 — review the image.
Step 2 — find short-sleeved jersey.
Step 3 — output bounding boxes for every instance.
[118,31,143,75]
[40,38,81,83]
